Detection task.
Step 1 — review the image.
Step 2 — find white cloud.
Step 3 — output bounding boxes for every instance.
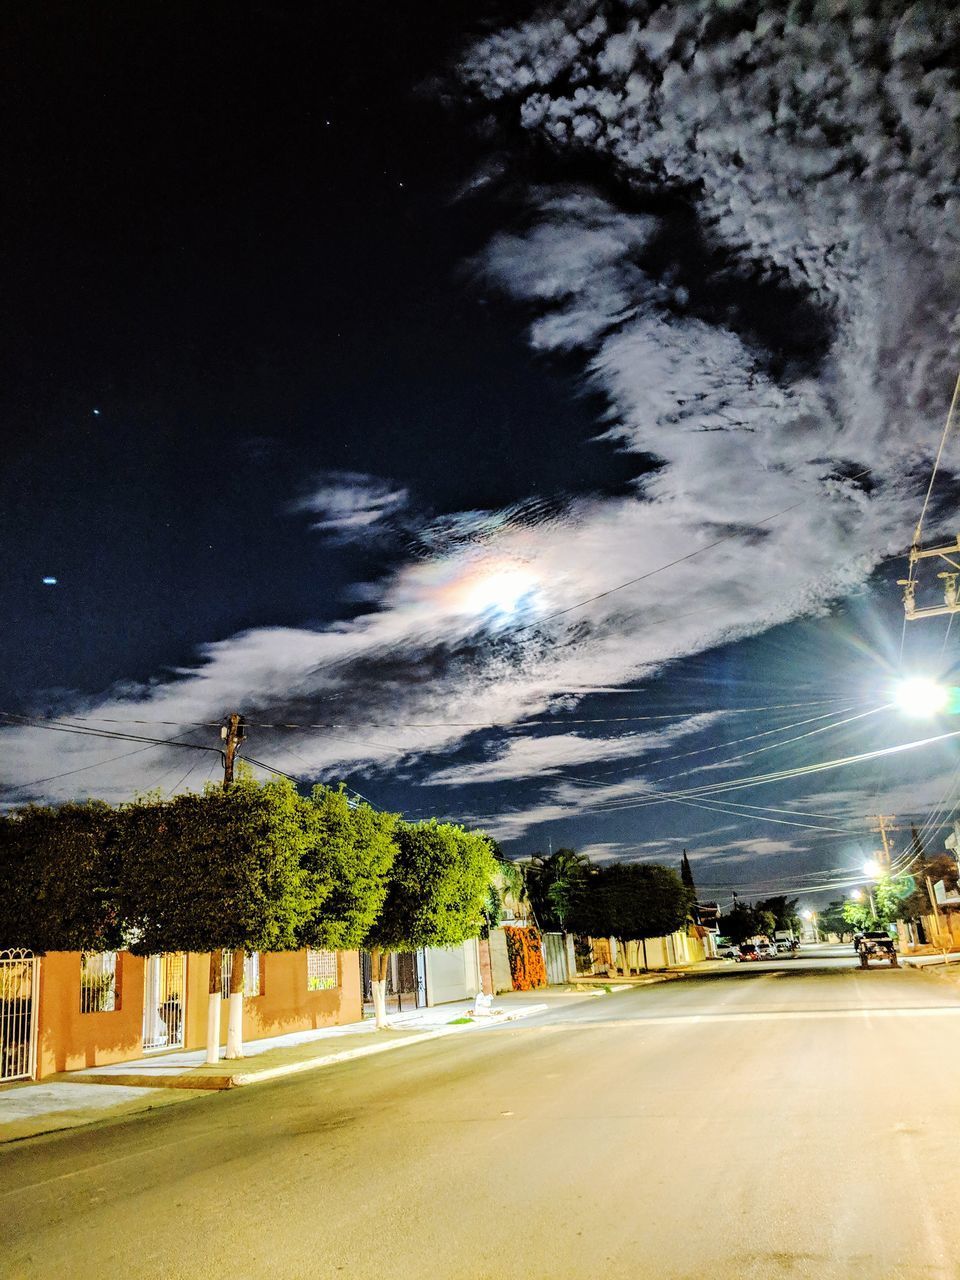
[289,472,408,537]
[429,712,724,786]
[3,3,960,849]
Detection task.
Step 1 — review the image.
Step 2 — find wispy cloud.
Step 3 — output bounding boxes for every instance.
[289,471,408,538]
[429,713,724,786]
[2,3,959,861]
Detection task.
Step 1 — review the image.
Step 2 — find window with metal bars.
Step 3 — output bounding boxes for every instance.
[306,949,338,991]
[221,951,262,998]
[80,952,119,1013]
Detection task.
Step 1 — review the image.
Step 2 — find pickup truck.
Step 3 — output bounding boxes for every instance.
[857,931,899,968]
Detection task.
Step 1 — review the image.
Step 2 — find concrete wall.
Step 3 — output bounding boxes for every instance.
[35,948,362,1079]
[488,929,514,994]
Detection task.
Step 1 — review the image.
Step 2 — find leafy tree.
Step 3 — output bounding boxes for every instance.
[898,853,958,925]
[363,820,498,1027]
[680,850,695,892]
[755,895,800,935]
[818,898,853,939]
[568,862,688,973]
[0,801,125,952]
[526,847,590,931]
[297,785,397,950]
[118,777,312,1059]
[841,898,873,933]
[717,901,759,944]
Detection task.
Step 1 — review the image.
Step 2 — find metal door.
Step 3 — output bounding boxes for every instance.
[542,932,568,985]
[0,949,38,1082]
[142,953,185,1052]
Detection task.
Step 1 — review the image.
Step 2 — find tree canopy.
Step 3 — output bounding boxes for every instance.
[364,819,497,954]
[0,801,125,953]
[526,847,589,930]
[568,862,689,944]
[297,785,397,950]
[117,778,311,956]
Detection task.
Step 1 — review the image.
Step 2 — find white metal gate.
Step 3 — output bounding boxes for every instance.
[142,953,185,1052]
[0,949,38,1082]
[542,932,568,985]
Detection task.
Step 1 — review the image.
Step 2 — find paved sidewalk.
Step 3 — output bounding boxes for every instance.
[62,993,551,1089]
[0,1080,202,1145]
[0,992,559,1143]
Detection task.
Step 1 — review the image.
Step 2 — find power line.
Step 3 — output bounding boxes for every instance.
[0,695,869,735]
[511,471,872,636]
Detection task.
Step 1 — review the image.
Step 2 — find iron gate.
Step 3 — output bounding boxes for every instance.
[0,949,38,1082]
[542,932,568,985]
[142,953,185,1052]
[361,951,425,1012]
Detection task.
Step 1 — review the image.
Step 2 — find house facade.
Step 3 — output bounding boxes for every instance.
[0,946,361,1083]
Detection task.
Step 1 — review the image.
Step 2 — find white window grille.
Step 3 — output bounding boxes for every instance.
[0,949,38,1081]
[307,949,338,991]
[142,953,184,1051]
[80,952,118,1013]
[221,951,261,998]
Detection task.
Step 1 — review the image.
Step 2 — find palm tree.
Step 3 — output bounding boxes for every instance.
[526,848,590,931]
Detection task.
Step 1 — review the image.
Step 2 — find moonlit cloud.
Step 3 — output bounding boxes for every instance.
[3,2,960,868]
[430,712,724,786]
[289,471,409,537]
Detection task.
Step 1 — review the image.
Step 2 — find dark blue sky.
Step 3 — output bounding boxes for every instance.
[3,1,959,908]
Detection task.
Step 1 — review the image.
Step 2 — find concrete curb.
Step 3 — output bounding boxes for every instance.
[60,1004,550,1093]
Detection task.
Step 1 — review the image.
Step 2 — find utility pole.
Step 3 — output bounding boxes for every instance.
[870,815,897,870]
[221,713,245,788]
[208,712,246,1065]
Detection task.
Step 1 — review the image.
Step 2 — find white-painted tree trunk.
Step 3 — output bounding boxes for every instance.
[206,991,221,1064]
[206,949,222,1064]
[371,979,389,1029]
[225,992,244,1057]
[224,947,245,1059]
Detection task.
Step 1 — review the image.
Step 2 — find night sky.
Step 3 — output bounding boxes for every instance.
[3,1,960,908]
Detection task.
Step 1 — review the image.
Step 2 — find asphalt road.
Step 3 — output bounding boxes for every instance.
[5,946,960,1280]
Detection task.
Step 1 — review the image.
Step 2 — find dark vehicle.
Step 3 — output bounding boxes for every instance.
[737,943,760,962]
[857,931,898,968]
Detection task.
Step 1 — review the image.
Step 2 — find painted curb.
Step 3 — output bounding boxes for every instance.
[59,1004,551,1093]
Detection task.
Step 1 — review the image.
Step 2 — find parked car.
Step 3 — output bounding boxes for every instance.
[775,941,793,954]
[737,943,761,961]
[758,943,778,959]
[720,944,740,960]
[857,931,899,968]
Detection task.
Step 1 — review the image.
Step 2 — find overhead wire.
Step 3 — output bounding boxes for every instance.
[510,470,873,636]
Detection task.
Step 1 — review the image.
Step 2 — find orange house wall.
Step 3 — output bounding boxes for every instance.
[34,949,363,1079]
[36,952,147,1078]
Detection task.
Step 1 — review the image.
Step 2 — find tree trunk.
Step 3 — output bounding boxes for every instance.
[206,949,222,1065]
[225,948,245,1059]
[641,937,648,971]
[618,938,631,977]
[370,948,390,1029]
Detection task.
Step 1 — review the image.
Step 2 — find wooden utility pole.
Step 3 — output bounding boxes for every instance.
[207,713,246,1063]
[221,713,245,788]
[870,815,898,870]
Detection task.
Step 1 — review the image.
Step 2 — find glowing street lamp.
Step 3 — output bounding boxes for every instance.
[893,676,949,717]
[849,889,864,902]
[862,858,882,879]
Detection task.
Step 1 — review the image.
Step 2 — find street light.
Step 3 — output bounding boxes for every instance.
[862,858,882,879]
[893,676,949,717]
[849,889,864,901]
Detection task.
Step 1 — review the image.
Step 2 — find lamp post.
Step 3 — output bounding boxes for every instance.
[801,908,818,943]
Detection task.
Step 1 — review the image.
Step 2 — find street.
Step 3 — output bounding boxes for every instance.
[4,948,960,1280]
